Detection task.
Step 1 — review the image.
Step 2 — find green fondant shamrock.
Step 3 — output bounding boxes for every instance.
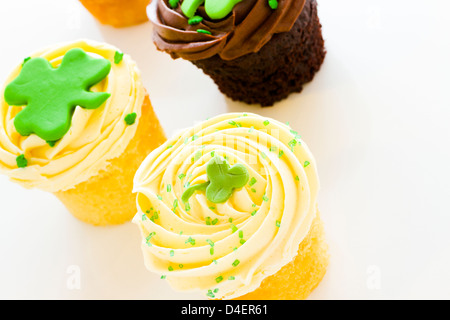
[4,48,111,142]
[181,155,249,204]
[181,0,243,20]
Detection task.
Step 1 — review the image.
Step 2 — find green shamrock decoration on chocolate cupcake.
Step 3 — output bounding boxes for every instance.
[182,155,249,204]
[4,48,111,142]
[180,0,243,20]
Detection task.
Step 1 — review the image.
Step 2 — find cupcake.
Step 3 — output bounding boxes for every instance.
[148,0,326,106]
[79,0,151,28]
[0,40,166,226]
[133,113,328,299]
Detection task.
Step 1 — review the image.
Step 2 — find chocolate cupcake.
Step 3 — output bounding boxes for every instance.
[148,0,326,106]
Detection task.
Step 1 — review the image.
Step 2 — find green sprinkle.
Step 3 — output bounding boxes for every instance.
[215,276,224,283]
[295,175,300,181]
[210,247,214,255]
[146,232,156,246]
[232,259,240,267]
[16,154,27,168]
[268,0,278,10]
[142,214,147,221]
[251,188,256,193]
[206,239,214,246]
[262,194,269,202]
[170,250,175,257]
[124,113,137,125]
[278,150,284,158]
[168,0,180,8]
[240,239,246,245]
[228,276,235,280]
[212,218,219,225]
[304,160,311,167]
[168,266,174,272]
[233,247,238,251]
[185,237,196,246]
[172,199,178,212]
[210,151,215,158]
[238,230,244,238]
[194,150,202,161]
[206,290,215,298]
[206,217,212,225]
[288,139,297,151]
[114,51,124,64]
[157,195,163,200]
[269,146,277,152]
[197,29,212,35]
[230,224,238,233]
[178,173,186,180]
[209,206,216,210]
[228,218,233,223]
[185,202,191,211]
[228,120,237,126]
[188,15,203,25]
[166,145,173,149]
[161,275,166,279]
[251,210,257,216]
[213,259,218,264]
[248,177,257,186]
[167,184,172,192]
[263,120,270,126]
[179,264,184,269]
[150,211,159,222]
[146,232,156,241]
[22,57,31,67]
[192,135,199,141]
[248,126,255,133]
[213,288,219,293]
[276,220,281,228]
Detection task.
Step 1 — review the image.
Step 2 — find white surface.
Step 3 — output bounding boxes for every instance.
[0,0,449,300]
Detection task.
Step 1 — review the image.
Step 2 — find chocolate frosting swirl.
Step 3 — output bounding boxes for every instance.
[149,0,306,61]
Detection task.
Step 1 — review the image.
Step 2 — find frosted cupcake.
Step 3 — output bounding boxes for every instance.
[133,113,328,299]
[0,40,166,226]
[148,0,326,106]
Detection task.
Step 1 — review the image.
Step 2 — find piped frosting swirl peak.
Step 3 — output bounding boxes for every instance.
[133,113,320,299]
[149,0,307,61]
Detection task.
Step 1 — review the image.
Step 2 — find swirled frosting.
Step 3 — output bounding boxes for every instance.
[133,113,319,299]
[148,0,307,61]
[0,40,145,192]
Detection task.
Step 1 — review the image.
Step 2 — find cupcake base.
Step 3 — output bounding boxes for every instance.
[192,0,325,107]
[55,94,166,226]
[236,211,328,300]
[79,0,151,28]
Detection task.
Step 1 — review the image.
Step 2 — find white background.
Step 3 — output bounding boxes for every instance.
[0,0,449,300]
